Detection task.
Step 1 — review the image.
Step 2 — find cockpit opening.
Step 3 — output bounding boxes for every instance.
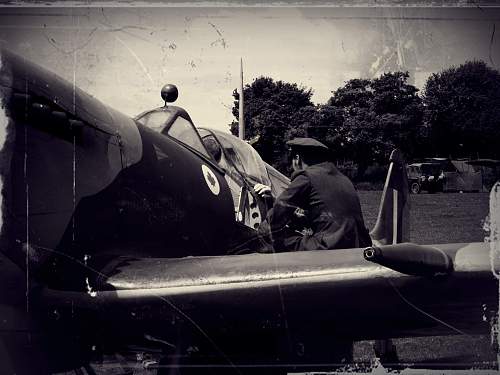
[135,84,289,233]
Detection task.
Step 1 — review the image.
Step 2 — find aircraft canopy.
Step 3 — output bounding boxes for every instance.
[198,128,272,187]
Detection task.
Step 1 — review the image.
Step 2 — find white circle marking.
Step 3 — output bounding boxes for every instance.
[202,164,220,196]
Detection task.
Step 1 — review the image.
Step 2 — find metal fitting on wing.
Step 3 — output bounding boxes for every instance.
[363,246,379,260]
[363,243,453,277]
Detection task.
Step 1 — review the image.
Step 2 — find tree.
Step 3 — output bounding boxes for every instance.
[306,104,346,160]
[230,77,315,172]
[327,72,423,176]
[328,78,373,109]
[229,73,423,177]
[423,60,500,159]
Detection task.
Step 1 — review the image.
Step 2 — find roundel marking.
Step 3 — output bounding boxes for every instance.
[202,164,220,196]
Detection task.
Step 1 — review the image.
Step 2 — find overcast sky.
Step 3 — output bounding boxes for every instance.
[1,6,499,132]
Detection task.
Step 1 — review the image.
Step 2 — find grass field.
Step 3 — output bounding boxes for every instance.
[354,191,496,366]
[358,191,491,244]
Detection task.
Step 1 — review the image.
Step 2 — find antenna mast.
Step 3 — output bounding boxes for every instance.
[239,58,245,140]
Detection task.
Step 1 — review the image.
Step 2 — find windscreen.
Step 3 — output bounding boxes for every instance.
[167,116,210,157]
[136,109,175,132]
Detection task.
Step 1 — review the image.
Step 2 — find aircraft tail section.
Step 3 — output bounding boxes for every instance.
[369,149,410,245]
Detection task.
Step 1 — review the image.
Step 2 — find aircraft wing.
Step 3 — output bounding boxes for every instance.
[39,241,498,342]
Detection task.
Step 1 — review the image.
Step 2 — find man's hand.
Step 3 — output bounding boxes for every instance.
[254,183,272,197]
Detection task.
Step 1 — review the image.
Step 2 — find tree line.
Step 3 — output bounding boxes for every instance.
[229,61,500,178]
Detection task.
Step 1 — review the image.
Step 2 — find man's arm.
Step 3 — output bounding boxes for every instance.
[267,173,311,243]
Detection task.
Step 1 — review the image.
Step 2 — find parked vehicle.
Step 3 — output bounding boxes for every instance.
[408,158,486,193]
[406,163,445,194]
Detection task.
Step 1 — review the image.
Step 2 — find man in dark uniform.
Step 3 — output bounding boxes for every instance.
[255,137,371,252]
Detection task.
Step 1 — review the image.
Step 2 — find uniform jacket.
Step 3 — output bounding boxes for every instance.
[268,161,371,251]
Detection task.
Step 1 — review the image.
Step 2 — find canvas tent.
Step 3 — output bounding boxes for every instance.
[424,158,499,192]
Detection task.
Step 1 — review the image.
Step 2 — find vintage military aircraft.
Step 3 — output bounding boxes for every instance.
[0,49,498,375]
